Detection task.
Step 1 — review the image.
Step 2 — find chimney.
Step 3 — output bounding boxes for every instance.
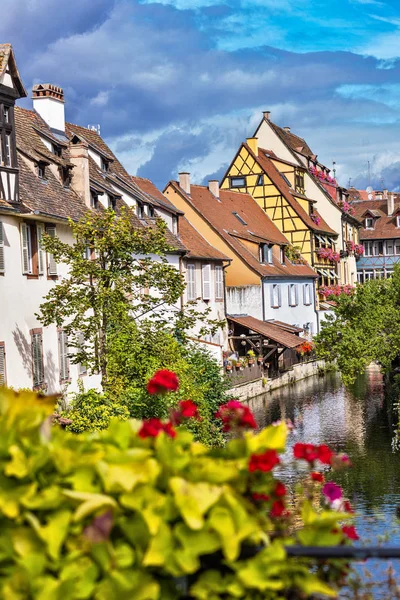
[179,172,191,195]
[263,110,271,120]
[32,84,65,132]
[69,140,91,209]
[208,180,219,198]
[383,189,388,200]
[388,192,395,217]
[246,137,258,155]
[283,126,291,133]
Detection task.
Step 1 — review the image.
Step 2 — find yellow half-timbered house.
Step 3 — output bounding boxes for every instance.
[221,137,340,293]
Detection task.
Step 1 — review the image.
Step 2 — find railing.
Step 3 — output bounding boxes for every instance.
[225,363,264,385]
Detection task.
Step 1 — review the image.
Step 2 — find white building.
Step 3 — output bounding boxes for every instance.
[0,44,186,392]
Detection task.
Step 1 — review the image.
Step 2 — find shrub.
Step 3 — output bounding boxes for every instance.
[0,383,357,599]
[61,386,129,434]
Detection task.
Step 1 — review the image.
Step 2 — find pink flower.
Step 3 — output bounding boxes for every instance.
[322,482,343,503]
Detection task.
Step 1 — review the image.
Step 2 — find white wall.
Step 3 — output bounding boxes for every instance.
[0,214,101,393]
[263,278,318,336]
[226,285,263,320]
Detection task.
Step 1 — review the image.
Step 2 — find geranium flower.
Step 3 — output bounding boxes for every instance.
[293,442,319,462]
[138,418,176,439]
[342,525,359,540]
[215,400,257,432]
[252,493,270,502]
[147,370,179,395]
[274,481,287,497]
[249,449,280,473]
[322,482,343,503]
[311,471,324,483]
[172,400,201,424]
[318,444,334,465]
[270,500,286,518]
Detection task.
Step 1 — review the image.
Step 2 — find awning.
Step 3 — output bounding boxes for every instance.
[315,234,325,244]
[317,268,330,277]
[228,315,308,349]
[329,270,339,279]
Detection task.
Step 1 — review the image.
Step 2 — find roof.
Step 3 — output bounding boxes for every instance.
[228,315,307,349]
[351,194,400,240]
[269,123,314,158]
[250,145,337,235]
[0,44,26,97]
[166,181,317,279]
[179,218,229,261]
[131,175,183,215]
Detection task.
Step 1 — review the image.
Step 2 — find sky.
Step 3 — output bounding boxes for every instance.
[3,0,400,190]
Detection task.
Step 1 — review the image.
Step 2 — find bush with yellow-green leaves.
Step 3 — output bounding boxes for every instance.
[0,377,357,599]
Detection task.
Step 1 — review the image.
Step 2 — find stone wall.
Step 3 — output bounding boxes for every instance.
[226,360,325,401]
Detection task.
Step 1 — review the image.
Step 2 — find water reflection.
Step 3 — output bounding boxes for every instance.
[248,365,400,596]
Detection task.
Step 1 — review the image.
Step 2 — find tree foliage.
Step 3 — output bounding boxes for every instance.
[315,266,400,385]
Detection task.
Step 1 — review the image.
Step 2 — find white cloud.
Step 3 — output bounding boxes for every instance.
[90,90,110,106]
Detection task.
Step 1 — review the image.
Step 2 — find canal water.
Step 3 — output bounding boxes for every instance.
[248,364,400,597]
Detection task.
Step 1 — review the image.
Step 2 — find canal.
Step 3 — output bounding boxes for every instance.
[248,364,400,597]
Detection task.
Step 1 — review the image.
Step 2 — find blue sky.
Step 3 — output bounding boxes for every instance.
[3,0,400,190]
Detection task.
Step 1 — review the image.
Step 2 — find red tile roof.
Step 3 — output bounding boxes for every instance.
[269,123,314,158]
[179,218,229,261]
[228,315,307,348]
[351,195,400,240]
[131,175,183,215]
[166,182,317,279]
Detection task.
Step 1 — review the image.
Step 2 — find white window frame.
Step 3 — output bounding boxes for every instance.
[31,331,44,388]
[21,222,33,274]
[58,330,70,383]
[365,217,374,229]
[271,284,281,308]
[288,283,298,307]
[202,264,211,300]
[186,264,196,301]
[215,265,224,300]
[45,226,58,275]
[385,240,394,256]
[0,221,4,274]
[303,283,312,306]
[397,216,400,228]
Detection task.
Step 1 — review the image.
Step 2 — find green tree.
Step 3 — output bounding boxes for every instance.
[38,208,186,390]
[315,266,400,385]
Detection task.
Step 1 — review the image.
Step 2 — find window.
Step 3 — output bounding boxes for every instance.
[45,226,57,275]
[58,330,70,382]
[38,163,46,179]
[0,342,6,385]
[280,246,285,263]
[365,217,374,229]
[230,176,246,188]
[147,205,155,217]
[295,171,305,192]
[260,243,273,264]
[288,283,298,306]
[397,216,400,228]
[21,223,56,277]
[61,167,71,188]
[137,204,145,218]
[385,240,394,256]
[108,196,116,210]
[303,283,312,305]
[257,174,263,186]
[232,211,247,226]
[0,103,14,167]
[202,264,211,300]
[31,330,45,389]
[172,216,178,235]
[395,240,400,255]
[280,173,292,188]
[215,266,224,299]
[0,221,4,274]
[271,284,281,308]
[364,241,373,256]
[101,157,109,172]
[90,191,98,209]
[186,264,196,301]
[52,143,62,157]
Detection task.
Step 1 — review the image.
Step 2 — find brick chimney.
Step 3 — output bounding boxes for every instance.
[69,140,91,208]
[32,84,65,132]
[246,137,258,155]
[179,172,191,195]
[388,192,395,217]
[208,180,219,198]
[383,189,388,200]
[263,110,271,120]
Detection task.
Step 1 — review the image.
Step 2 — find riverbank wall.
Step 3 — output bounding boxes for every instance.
[227,360,325,401]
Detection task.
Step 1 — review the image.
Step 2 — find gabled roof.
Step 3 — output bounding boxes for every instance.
[179,218,229,262]
[0,44,27,97]
[351,194,400,240]
[269,123,314,158]
[361,208,381,218]
[166,181,317,280]
[131,175,183,215]
[245,144,337,236]
[228,315,307,349]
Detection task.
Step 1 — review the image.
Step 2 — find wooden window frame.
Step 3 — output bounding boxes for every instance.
[0,342,6,386]
[30,328,46,391]
[0,102,16,168]
[229,176,246,188]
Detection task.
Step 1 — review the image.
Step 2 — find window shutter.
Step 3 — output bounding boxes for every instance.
[186,264,196,301]
[277,284,281,307]
[20,223,30,274]
[32,333,44,387]
[37,224,45,275]
[0,222,4,274]
[0,345,5,385]
[215,266,223,299]
[294,284,298,306]
[58,331,70,381]
[46,226,57,275]
[202,264,211,300]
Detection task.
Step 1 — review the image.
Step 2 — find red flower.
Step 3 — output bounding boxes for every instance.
[270,500,285,518]
[171,400,201,425]
[215,400,257,432]
[138,418,176,439]
[147,370,179,395]
[249,449,280,473]
[252,493,270,502]
[318,444,334,465]
[293,442,319,463]
[274,482,287,497]
[343,500,354,514]
[311,472,324,483]
[342,525,359,541]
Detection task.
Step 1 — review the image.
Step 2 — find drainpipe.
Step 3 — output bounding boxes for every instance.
[261,277,266,321]
[222,260,231,317]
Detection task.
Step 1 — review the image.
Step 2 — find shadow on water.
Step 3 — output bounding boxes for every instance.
[247,365,400,597]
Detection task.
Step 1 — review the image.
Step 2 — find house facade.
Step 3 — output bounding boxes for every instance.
[349,188,400,282]
[0,44,185,392]
[164,175,318,337]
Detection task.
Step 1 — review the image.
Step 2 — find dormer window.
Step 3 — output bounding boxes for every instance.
[52,143,62,157]
[90,191,98,209]
[280,246,285,263]
[137,204,145,219]
[60,166,71,188]
[4,107,9,123]
[396,216,400,228]
[108,196,116,210]
[295,171,305,193]
[148,205,155,217]
[230,176,246,188]
[38,163,46,179]
[365,217,374,229]
[101,158,109,172]
[260,243,273,264]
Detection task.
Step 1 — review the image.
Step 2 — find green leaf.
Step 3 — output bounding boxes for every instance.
[5,445,29,478]
[96,459,160,493]
[26,509,71,560]
[142,522,172,567]
[247,423,287,453]
[63,490,117,522]
[169,477,222,530]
